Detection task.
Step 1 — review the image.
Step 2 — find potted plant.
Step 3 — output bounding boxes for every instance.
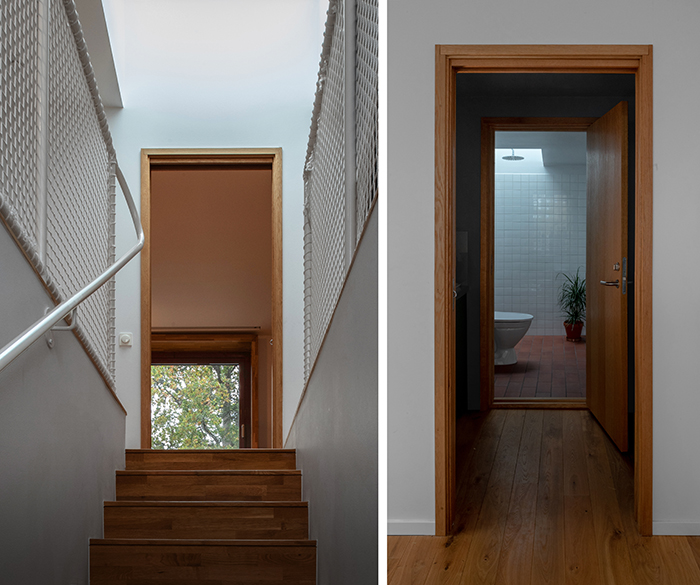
[557,268,586,341]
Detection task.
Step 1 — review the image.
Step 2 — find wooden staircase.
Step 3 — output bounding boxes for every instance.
[90,449,316,584]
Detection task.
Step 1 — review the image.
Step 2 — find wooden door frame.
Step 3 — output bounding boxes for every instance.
[140,148,284,449]
[480,117,597,411]
[435,45,653,535]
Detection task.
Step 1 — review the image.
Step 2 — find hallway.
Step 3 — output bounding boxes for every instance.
[388,409,700,584]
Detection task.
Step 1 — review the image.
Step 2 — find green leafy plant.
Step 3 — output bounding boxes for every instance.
[557,268,586,324]
[151,364,240,449]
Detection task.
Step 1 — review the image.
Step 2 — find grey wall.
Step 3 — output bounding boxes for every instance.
[285,209,378,584]
[0,224,126,584]
[455,74,635,410]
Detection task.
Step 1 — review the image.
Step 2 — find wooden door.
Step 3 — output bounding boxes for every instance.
[586,101,629,452]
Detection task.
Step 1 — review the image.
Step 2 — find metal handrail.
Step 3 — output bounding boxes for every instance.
[0,164,144,373]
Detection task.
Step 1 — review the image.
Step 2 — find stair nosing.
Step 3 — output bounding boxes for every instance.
[116,469,301,476]
[104,500,308,508]
[91,538,316,547]
[125,449,296,454]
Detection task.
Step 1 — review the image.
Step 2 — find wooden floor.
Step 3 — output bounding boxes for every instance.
[388,410,700,585]
[495,336,586,398]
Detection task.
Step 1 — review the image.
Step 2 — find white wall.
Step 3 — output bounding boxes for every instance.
[100,0,326,446]
[285,208,378,584]
[0,224,126,584]
[388,0,700,535]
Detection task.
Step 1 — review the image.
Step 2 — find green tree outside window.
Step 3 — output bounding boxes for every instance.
[151,364,240,449]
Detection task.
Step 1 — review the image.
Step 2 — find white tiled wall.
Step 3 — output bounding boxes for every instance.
[494,171,586,335]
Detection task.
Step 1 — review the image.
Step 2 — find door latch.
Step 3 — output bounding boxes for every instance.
[601,258,629,293]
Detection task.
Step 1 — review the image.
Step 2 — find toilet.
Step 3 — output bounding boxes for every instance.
[494,311,534,365]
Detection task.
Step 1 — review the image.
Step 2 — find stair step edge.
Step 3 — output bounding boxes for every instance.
[117,469,301,475]
[104,500,308,508]
[126,449,296,454]
[91,538,316,547]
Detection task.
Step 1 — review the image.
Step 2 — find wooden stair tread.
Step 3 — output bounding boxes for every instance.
[90,540,316,583]
[91,538,316,547]
[105,500,307,508]
[125,449,297,471]
[103,499,309,539]
[116,467,302,502]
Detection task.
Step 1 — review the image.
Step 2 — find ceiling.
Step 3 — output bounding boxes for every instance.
[457,73,635,98]
[496,131,587,167]
[463,73,635,168]
[74,0,122,107]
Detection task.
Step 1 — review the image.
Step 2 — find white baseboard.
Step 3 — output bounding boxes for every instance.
[653,521,700,536]
[387,520,436,535]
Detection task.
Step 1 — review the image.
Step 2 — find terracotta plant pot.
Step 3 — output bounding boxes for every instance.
[564,321,584,342]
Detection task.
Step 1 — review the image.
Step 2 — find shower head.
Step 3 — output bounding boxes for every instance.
[502,148,524,161]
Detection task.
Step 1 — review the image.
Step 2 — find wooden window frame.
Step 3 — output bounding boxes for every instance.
[151,331,256,448]
[435,45,653,535]
[141,148,284,449]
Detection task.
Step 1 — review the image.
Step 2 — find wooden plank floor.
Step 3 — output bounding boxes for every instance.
[388,410,700,585]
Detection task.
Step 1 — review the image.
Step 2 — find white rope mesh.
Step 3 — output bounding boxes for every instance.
[0,0,117,389]
[46,0,115,384]
[303,0,378,383]
[304,0,346,381]
[0,1,41,254]
[354,0,378,239]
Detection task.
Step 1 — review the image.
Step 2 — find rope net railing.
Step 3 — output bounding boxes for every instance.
[303,0,346,382]
[0,0,117,388]
[303,0,378,383]
[0,1,42,255]
[354,0,378,242]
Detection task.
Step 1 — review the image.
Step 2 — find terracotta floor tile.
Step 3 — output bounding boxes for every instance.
[495,335,586,399]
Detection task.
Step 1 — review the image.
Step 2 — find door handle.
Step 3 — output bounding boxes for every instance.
[600,280,620,288]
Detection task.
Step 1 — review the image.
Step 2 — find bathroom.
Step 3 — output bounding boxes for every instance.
[492,131,587,399]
